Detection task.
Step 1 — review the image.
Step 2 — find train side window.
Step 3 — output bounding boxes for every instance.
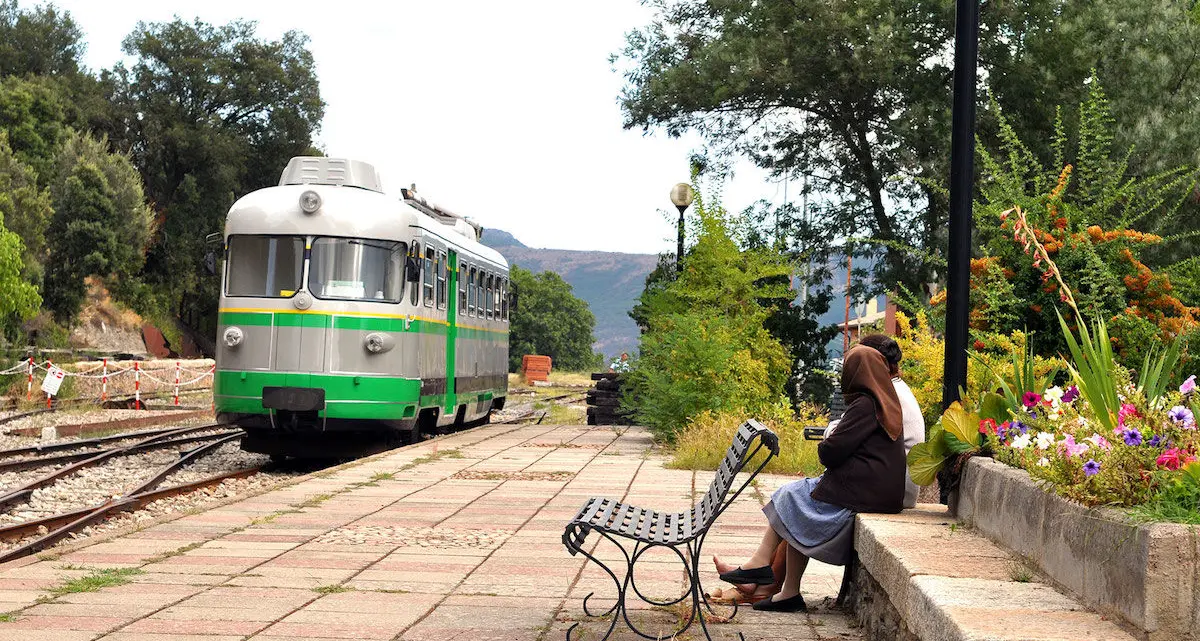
[458,264,466,316]
[436,251,447,310]
[485,274,494,319]
[423,247,435,307]
[501,278,509,321]
[410,242,421,306]
[468,266,477,316]
[495,277,503,321]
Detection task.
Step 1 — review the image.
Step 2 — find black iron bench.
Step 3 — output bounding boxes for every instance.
[561,419,779,641]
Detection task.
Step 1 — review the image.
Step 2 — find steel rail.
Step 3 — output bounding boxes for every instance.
[0,460,261,562]
[0,424,236,510]
[0,423,224,460]
[0,428,242,474]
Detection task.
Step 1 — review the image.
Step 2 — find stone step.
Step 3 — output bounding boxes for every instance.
[850,505,1138,641]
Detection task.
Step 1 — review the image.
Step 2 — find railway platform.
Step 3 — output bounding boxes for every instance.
[0,423,860,640]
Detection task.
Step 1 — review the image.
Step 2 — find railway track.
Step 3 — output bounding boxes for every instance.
[0,424,259,563]
[0,423,238,475]
[0,388,212,428]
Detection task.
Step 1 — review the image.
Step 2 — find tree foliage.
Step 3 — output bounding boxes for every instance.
[508,265,599,372]
[0,131,52,281]
[618,0,1200,294]
[623,187,792,439]
[0,0,83,78]
[108,17,324,325]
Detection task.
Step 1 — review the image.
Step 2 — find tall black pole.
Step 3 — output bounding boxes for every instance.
[676,205,687,275]
[942,0,979,410]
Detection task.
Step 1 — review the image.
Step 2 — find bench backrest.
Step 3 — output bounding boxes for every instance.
[691,419,779,534]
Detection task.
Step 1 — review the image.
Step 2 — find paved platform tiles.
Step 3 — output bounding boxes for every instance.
[0,424,861,641]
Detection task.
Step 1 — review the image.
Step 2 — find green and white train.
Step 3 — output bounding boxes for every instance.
[214,157,509,457]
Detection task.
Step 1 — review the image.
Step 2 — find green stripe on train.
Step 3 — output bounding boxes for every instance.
[214,370,503,420]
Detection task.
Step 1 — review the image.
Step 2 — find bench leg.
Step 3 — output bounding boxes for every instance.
[565,531,627,641]
[834,552,856,608]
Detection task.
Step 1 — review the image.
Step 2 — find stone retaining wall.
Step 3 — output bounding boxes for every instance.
[956,457,1200,641]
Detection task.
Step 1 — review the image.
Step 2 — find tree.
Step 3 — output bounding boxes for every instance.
[46,130,154,308]
[508,265,599,372]
[108,18,324,326]
[42,162,124,323]
[0,0,84,78]
[0,218,40,337]
[623,186,792,439]
[0,131,52,281]
[0,75,68,184]
[618,0,1200,293]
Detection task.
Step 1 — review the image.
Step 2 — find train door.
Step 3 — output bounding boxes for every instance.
[445,251,458,418]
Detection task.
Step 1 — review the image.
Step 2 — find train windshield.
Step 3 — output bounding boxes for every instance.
[309,237,405,302]
[225,235,305,298]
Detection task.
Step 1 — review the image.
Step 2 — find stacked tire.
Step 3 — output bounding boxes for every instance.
[587,373,633,426]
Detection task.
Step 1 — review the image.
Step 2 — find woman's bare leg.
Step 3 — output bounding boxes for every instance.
[713,542,785,597]
[771,544,809,602]
[744,525,782,569]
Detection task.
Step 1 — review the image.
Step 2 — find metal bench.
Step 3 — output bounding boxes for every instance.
[562,419,779,640]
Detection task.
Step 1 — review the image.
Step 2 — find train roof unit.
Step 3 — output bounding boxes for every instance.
[225,157,504,267]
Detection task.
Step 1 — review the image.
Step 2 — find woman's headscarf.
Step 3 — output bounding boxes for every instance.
[841,345,904,441]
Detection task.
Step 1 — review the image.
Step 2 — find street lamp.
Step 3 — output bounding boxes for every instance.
[670,183,695,276]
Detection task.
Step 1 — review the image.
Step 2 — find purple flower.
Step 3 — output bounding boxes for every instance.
[1148,434,1162,448]
[1011,420,1030,435]
[997,422,1010,442]
[1062,386,1080,403]
[1168,405,1196,430]
[1122,429,1143,446]
[1083,459,1101,477]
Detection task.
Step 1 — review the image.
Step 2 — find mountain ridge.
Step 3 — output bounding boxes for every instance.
[481,229,657,358]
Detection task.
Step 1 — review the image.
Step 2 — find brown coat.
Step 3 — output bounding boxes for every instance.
[811,395,906,513]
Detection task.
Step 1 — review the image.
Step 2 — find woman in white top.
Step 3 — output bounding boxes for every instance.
[712,333,925,603]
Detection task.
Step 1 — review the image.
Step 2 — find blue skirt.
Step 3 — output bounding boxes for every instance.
[763,476,855,566]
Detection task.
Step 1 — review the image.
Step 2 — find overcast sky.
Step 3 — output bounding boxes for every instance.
[47,0,787,255]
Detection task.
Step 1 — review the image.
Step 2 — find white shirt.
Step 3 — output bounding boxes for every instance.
[893,378,926,508]
[823,377,926,508]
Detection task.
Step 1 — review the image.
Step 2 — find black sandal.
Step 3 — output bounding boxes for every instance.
[718,565,775,585]
[752,593,807,612]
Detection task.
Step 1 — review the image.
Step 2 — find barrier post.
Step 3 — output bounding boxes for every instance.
[134,361,141,410]
[26,357,33,401]
[210,364,216,411]
[101,358,108,402]
[173,360,181,406]
[45,359,52,409]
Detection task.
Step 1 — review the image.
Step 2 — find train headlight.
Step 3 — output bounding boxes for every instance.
[223,326,244,348]
[364,332,394,354]
[299,190,322,214]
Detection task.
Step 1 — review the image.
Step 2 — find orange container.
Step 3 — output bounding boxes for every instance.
[522,355,553,382]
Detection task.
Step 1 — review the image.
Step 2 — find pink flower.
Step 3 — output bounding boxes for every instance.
[1060,435,1089,458]
[1158,448,1186,471]
[1181,375,1197,395]
[1022,392,1042,409]
[1084,434,1112,451]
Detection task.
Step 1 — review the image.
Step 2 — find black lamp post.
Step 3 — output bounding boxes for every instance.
[670,183,695,276]
[941,0,980,411]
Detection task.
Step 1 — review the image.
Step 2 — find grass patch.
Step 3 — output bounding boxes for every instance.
[0,612,15,622]
[293,493,333,509]
[668,405,826,476]
[143,541,205,564]
[1007,559,1035,583]
[313,584,354,594]
[370,472,395,482]
[546,403,585,425]
[397,448,464,472]
[47,568,143,596]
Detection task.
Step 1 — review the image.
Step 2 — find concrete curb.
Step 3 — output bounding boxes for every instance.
[957,457,1200,641]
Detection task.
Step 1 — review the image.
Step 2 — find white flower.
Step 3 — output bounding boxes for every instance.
[1076,417,1089,428]
[1038,457,1050,467]
[1043,386,1064,406]
[1036,432,1056,450]
[1010,434,1032,450]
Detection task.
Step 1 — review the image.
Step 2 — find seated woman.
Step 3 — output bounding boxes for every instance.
[714,345,906,612]
[713,334,924,604]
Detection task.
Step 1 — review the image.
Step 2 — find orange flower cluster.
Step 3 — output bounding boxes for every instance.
[1084,226,1163,245]
[1120,249,1199,336]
